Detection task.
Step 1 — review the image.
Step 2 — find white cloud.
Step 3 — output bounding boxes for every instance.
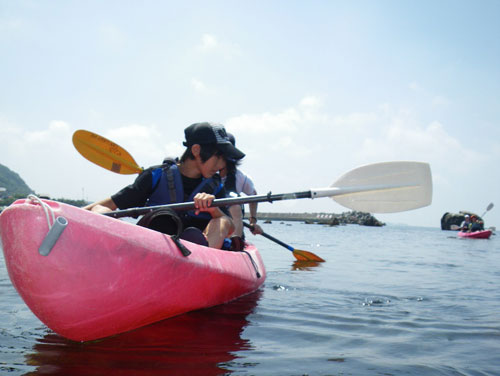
[0,120,77,197]
[332,111,379,130]
[223,98,485,207]
[0,120,188,201]
[408,82,452,107]
[432,95,451,106]
[195,33,242,59]
[8,120,71,146]
[191,77,210,93]
[224,99,493,229]
[299,96,329,124]
[105,124,184,167]
[226,109,301,134]
[0,16,26,36]
[357,113,483,174]
[199,33,218,50]
[22,120,70,143]
[99,23,126,47]
[226,95,327,135]
[299,96,322,108]
[408,81,422,91]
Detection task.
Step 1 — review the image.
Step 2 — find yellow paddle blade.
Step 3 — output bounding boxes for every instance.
[73,130,143,174]
[292,249,325,262]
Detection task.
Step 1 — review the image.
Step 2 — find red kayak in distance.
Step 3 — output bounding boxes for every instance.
[0,197,266,342]
[457,230,492,239]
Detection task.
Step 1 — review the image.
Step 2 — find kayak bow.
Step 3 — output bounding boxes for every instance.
[0,198,265,341]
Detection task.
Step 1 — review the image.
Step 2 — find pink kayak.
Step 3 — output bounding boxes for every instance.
[0,197,265,342]
[457,230,492,239]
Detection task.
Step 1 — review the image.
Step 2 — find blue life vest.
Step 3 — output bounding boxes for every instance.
[147,160,223,220]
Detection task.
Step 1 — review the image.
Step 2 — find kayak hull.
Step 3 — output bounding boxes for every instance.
[457,230,492,239]
[0,199,266,341]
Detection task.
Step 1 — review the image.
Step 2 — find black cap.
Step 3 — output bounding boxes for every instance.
[227,132,236,146]
[184,122,245,161]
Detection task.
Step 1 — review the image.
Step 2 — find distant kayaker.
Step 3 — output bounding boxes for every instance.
[219,133,263,251]
[469,215,484,232]
[460,215,471,231]
[84,122,245,249]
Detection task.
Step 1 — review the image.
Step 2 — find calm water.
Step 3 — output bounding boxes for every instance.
[1,222,499,375]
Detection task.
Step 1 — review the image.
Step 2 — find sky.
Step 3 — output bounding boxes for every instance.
[1,0,499,228]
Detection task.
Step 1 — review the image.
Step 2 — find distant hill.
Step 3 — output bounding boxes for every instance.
[0,164,88,208]
[0,164,34,197]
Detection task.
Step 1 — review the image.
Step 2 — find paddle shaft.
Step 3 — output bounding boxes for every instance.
[243,222,294,251]
[105,190,312,219]
[104,181,423,219]
[481,203,494,217]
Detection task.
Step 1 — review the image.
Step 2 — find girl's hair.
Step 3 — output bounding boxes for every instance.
[225,158,241,175]
[180,144,224,163]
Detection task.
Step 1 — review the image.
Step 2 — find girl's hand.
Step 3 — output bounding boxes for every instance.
[193,192,215,215]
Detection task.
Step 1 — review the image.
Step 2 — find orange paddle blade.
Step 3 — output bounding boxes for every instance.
[292,249,325,262]
[73,130,143,174]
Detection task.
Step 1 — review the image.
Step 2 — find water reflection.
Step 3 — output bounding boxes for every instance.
[24,290,262,376]
[291,260,323,271]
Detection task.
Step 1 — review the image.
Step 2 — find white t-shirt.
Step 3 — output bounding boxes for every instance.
[222,169,256,196]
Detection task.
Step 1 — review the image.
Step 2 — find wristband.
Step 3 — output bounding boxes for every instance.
[250,216,257,223]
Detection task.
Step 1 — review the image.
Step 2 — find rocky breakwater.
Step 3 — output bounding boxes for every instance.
[334,211,385,227]
[253,211,385,227]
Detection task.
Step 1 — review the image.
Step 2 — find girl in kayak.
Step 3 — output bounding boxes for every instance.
[85,122,245,249]
[219,133,263,251]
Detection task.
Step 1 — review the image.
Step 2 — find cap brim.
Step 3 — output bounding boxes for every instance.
[217,143,245,161]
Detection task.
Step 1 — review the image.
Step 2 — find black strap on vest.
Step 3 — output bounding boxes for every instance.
[156,158,179,203]
[166,166,177,203]
[204,174,223,196]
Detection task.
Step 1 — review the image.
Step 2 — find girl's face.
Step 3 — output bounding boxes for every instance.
[199,153,226,178]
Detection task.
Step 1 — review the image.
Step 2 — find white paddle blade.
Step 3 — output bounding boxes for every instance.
[327,161,432,213]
